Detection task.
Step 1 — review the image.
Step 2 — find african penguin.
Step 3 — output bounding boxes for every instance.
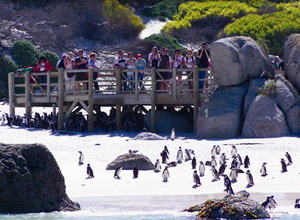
[86,163,94,178]
[114,166,122,179]
[78,151,84,165]
[199,161,205,177]
[177,147,183,164]
[154,159,161,172]
[191,157,197,169]
[246,170,254,187]
[162,166,170,182]
[133,165,139,178]
[170,128,176,140]
[193,170,201,187]
[281,158,287,172]
[260,162,267,176]
[244,155,250,168]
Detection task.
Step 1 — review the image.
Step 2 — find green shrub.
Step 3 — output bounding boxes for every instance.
[162,1,257,34]
[12,40,39,67]
[0,54,18,99]
[103,0,144,38]
[40,51,59,69]
[258,79,276,96]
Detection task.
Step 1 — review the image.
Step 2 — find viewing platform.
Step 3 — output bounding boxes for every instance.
[8,67,215,132]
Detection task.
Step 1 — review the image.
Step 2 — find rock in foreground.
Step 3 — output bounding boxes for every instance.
[0,143,80,214]
[106,153,154,170]
[186,196,270,219]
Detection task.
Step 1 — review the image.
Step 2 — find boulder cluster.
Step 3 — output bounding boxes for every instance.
[197,36,300,138]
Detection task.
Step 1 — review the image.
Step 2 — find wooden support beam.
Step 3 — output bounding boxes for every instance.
[135,68,138,99]
[65,100,78,120]
[52,103,56,120]
[25,71,32,118]
[79,100,89,113]
[172,68,177,100]
[151,68,156,133]
[193,66,199,134]
[46,71,51,102]
[57,68,64,130]
[116,69,121,94]
[88,68,94,132]
[8,72,15,116]
[116,104,122,130]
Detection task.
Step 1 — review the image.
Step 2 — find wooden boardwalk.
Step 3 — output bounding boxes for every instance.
[8,67,215,132]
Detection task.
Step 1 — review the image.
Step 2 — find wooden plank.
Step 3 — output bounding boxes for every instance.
[193,66,199,134]
[116,104,121,130]
[47,71,51,102]
[8,72,15,116]
[88,68,94,132]
[151,68,156,133]
[65,101,78,119]
[57,68,64,130]
[25,71,32,117]
[172,68,176,100]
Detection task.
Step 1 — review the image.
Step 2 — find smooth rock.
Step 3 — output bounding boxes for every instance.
[133,132,166,140]
[286,103,300,135]
[106,153,154,170]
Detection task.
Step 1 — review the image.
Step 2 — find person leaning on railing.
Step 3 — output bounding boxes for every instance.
[113,50,127,91]
[74,49,88,91]
[158,47,172,91]
[185,49,196,90]
[33,56,53,90]
[196,42,210,90]
[87,53,99,91]
[136,54,146,90]
[63,52,75,92]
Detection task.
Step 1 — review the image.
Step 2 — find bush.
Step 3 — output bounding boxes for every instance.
[0,54,18,99]
[12,40,39,67]
[40,51,59,69]
[103,0,144,38]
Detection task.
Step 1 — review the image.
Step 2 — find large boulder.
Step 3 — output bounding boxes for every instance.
[197,83,249,138]
[0,143,80,214]
[144,110,192,133]
[211,36,274,87]
[242,96,290,138]
[186,196,270,219]
[106,153,154,170]
[284,34,300,93]
[286,103,300,135]
[133,132,166,140]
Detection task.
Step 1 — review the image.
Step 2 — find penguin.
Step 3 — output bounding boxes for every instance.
[260,162,267,176]
[230,167,238,183]
[244,155,250,168]
[223,175,234,196]
[154,159,161,172]
[285,152,292,165]
[193,170,201,187]
[192,157,197,169]
[218,162,227,176]
[220,153,227,166]
[162,166,170,182]
[114,166,122,179]
[78,151,84,165]
[215,145,221,155]
[199,161,205,177]
[185,149,192,161]
[230,156,239,169]
[164,146,170,155]
[129,150,139,154]
[262,196,277,209]
[237,190,250,198]
[170,128,176,140]
[177,147,183,164]
[237,154,243,166]
[160,150,169,164]
[133,165,139,178]
[261,196,271,209]
[246,170,254,187]
[281,158,287,172]
[211,146,217,157]
[211,156,217,168]
[86,163,94,179]
[211,167,220,182]
[231,145,237,158]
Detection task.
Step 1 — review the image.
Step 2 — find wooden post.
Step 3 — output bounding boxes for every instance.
[25,71,32,118]
[52,103,56,120]
[193,66,199,134]
[8,72,15,116]
[116,69,121,94]
[47,71,51,101]
[150,68,156,133]
[116,104,122,131]
[57,68,64,130]
[88,68,94,132]
[172,68,177,100]
[135,68,138,99]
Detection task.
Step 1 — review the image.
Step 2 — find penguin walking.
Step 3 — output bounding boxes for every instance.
[215,145,221,155]
[211,145,217,157]
[224,175,234,196]
[281,158,287,172]
[78,151,84,165]
[86,163,94,179]
[191,157,197,169]
[133,165,139,178]
[246,170,254,187]
[154,159,161,172]
[244,155,250,168]
[218,162,227,176]
[230,167,238,183]
[285,152,293,165]
[231,145,237,158]
[260,162,267,176]
[211,167,220,182]
[185,149,192,161]
[114,166,122,179]
[211,156,217,168]
[193,170,201,187]
[160,150,169,164]
[199,161,205,177]
[177,147,183,164]
[170,128,176,140]
[162,166,170,182]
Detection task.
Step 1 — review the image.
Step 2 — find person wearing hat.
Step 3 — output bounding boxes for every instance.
[135,54,146,90]
[56,53,66,70]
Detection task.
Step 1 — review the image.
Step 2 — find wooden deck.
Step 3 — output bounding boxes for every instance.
[8,67,215,132]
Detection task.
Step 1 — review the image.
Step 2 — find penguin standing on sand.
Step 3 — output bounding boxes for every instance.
[260,162,267,176]
[237,154,243,166]
[177,147,183,164]
[160,150,169,164]
[86,163,94,178]
[231,145,237,158]
[262,196,277,209]
[246,170,254,187]
[154,159,161,172]
[220,153,227,166]
[230,167,238,183]
[185,149,192,161]
[224,175,234,196]
[285,152,293,165]
[193,170,201,187]
[164,146,170,155]
[170,128,176,140]
[162,166,170,182]
[211,146,217,157]
[211,167,220,182]
[244,155,250,168]
[218,162,227,176]
[78,151,84,165]
[199,161,205,177]
[230,156,239,169]
[114,166,122,179]
[133,165,139,178]
[211,156,217,168]
[192,157,197,169]
[281,158,287,172]
[216,145,221,155]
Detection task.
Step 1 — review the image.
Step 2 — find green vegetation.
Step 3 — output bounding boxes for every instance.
[103,0,144,38]
[12,41,39,68]
[258,79,276,96]
[162,1,256,33]
[41,51,59,69]
[0,54,18,99]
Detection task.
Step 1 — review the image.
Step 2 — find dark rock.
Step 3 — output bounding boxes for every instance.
[133,132,166,140]
[197,83,249,138]
[286,103,300,135]
[242,96,290,138]
[0,143,80,214]
[193,196,270,219]
[211,36,274,87]
[106,153,154,170]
